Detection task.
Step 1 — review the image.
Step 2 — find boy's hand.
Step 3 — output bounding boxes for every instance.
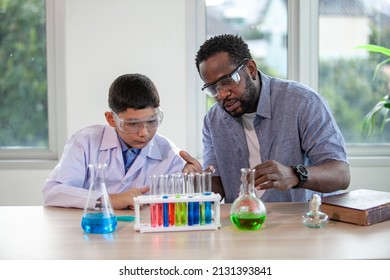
[109,186,149,210]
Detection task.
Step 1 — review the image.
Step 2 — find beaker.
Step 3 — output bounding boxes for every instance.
[230,168,267,230]
[81,163,117,234]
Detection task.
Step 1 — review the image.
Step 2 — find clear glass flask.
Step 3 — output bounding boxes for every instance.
[81,163,117,234]
[230,168,267,230]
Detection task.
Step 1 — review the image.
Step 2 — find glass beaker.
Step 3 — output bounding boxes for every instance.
[81,163,117,234]
[230,168,267,230]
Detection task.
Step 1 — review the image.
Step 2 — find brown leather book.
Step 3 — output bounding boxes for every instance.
[321,189,390,226]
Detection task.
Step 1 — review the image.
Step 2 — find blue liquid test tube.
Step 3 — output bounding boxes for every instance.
[181,173,188,226]
[202,172,212,224]
[196,173,205,225]
[187,173,199,226]
[160,174,170,227]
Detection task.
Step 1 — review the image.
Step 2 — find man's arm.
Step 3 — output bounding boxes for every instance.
[253,159,350,193]
[211,176,225,201]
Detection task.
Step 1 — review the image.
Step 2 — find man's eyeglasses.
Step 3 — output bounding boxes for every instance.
[112,109,163,134]
[201,59,249,98]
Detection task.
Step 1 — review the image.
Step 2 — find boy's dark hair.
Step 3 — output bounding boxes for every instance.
[108,73,160,113]
[195,34,253,73]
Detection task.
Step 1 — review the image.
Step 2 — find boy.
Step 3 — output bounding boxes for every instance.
[43,73,191,209]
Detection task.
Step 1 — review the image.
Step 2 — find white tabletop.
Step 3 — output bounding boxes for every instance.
[1,203,389,260]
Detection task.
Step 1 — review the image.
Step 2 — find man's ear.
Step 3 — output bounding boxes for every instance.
[247,59,258,78]
[104,111,116,127]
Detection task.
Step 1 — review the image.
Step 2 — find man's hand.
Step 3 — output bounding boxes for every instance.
[180,150,202,173]
[109,186,149,210]
[253,160,350,193]
[180,150,215,174]
[253,160,296,191]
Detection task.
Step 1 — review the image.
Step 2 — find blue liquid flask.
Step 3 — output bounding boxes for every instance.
[81,163,117,234]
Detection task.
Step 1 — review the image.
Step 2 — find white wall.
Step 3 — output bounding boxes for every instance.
[0,0,198,206]
[0,0,388,206]
[64,0,189,147]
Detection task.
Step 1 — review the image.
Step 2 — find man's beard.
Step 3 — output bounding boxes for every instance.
[221,73,257,118]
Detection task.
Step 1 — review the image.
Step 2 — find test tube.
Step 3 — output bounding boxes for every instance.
[160,174,170,227]
[187,173,199,226]
[167,174,175,226]
[191,173,201,225]
[149,174,163,227]
[174,173,187,226]
[181,173,188,226]
[203,171,212,224]
[197,173,205,225]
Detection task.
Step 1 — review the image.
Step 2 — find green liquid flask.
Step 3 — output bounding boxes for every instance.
[230,168,267,231]
[81,163,117,234]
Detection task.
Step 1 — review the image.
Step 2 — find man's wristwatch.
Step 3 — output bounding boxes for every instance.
[291,165,308,189]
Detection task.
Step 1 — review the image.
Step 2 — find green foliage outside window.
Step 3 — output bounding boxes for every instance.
[319,57,389,143]
[0,0,47,148]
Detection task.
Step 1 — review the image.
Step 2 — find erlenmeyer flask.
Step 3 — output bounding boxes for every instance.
[81,163,117,234]
[230,168,267,230]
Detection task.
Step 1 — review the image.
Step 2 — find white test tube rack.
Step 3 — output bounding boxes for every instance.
[133,192,221,233]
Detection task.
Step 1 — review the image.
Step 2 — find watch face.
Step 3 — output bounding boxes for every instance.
[298,165,308,176]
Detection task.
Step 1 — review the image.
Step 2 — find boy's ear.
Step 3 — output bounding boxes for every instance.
[104,111,116,127]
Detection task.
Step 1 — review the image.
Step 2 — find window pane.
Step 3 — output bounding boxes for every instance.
[319,0,390,144]
[0,0,48,149]
[206,0,288,79]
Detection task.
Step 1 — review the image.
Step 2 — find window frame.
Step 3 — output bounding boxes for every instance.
[0,0,66,169]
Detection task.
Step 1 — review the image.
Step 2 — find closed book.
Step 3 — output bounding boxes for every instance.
[321,189,390,226]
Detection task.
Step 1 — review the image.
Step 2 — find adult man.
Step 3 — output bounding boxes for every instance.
[195,34,350,203]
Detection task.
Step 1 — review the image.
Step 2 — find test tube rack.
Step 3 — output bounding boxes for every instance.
[133,193,222,233]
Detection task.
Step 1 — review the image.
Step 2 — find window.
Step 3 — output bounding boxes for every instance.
[319,0,390,144]
[204,0,390,159]
[206,0,287,78]
[0,0,59,162]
